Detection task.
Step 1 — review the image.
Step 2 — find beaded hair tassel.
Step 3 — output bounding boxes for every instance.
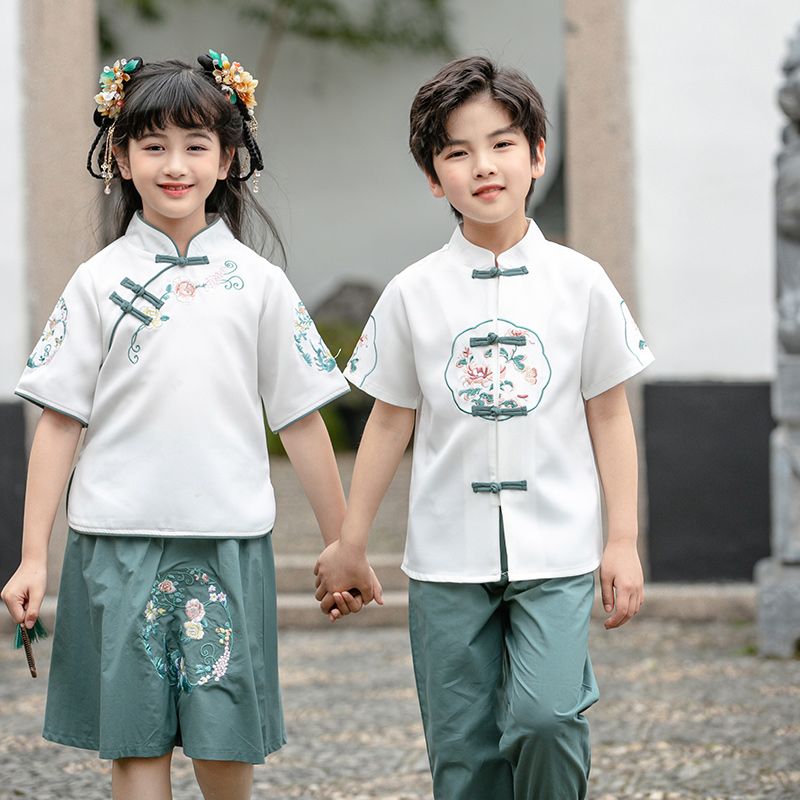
[86,57,142,194]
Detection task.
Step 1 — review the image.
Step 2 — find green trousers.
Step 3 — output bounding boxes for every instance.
[408,520,598,799]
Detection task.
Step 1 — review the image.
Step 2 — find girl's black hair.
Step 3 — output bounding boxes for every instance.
[87,57,284,264]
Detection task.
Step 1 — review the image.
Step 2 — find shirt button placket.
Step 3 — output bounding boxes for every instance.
[490,267,500,508]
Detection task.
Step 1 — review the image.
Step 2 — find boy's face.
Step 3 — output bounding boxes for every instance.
[427,93,545,240]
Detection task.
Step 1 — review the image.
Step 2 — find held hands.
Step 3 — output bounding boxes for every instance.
[1,560,47,630]
[599,539,644,629]
[314,540,384,622]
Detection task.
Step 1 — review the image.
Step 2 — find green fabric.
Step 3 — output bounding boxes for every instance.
[43,530,284,763]
[471,266,529,279]
[408,516,597,799]
[471,481,528,493]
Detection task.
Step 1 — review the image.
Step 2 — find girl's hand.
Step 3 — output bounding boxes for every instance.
[1,560,48,629]
[599,540,643,630]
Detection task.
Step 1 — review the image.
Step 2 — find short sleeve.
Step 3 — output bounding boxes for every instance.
[258,270,349,432]
[345,278,420,409]
[580,265,654,400]
[16,265,103,426]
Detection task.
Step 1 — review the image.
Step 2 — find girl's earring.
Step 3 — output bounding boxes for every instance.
[253,170,261,195]
[101,123,116,195]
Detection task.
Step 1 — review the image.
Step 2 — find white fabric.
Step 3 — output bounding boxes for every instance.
[347,220,654,582]
[17,213,348,537]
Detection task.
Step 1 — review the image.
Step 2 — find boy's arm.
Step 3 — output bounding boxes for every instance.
[1,409,82,628]
[585,383,644,630]
[314,399,415,614]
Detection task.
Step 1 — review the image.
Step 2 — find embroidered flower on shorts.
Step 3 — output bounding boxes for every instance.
[183,620,205,640]
[141,567,234,693]
[145,600,159,623]
[185,598,205,621]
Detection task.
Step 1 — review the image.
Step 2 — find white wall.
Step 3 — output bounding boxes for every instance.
[629,2,799,380]
[1,0,27,397]
[101,1,563,306]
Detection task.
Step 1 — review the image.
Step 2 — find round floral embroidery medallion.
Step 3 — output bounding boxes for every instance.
[620,300,649,364]
[140,568,233,693]
[27,297,68,369]
[445,318,552,419]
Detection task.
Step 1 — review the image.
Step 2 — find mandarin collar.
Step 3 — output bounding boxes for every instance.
[124,212,235,258]
[446,218,546,271]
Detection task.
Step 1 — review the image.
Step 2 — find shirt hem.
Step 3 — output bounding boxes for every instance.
[69,524,274,538]
[270,385,350,433]
[14,390,89,427]
[402,557,601,583]
[43,730,286,763]
[582,354,655,401]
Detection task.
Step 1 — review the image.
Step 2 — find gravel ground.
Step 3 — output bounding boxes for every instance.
[1,618,798,800]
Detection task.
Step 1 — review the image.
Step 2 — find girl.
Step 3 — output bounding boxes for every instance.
[1,51,377,800]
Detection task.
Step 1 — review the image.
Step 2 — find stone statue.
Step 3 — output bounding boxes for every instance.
[757,22,800,657]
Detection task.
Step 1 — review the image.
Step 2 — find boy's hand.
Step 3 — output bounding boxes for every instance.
[599,540,643,629]
[324,566,384,622]
[1,560,47,630]
[314,542,384,620]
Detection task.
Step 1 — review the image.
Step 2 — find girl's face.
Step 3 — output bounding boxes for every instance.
[116,124,234,237]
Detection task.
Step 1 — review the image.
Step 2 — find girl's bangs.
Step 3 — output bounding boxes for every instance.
[123,69,230,139]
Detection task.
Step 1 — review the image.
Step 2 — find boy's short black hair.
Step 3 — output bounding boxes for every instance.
[409,56,548,210]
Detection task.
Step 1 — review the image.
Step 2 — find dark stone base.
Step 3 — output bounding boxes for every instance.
[644,381,773,581]
[0,401,26,587]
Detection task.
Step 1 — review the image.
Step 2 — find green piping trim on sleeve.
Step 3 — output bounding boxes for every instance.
[14,390,89,427]
[272,387,351,433]
[620,300,648,365]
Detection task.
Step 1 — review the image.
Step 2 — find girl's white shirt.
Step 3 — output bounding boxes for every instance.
[347,220,654,583]
[17,213,348,537]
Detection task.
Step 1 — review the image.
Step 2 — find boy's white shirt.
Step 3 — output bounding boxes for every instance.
[347,219,654,582]
[16,213,348,537]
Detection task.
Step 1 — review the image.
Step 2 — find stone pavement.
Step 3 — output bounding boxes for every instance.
[1,617,799,800]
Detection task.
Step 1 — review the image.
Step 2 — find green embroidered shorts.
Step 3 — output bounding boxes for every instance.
[43,529,285,763]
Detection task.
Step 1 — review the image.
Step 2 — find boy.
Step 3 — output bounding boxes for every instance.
[315,56,653,799]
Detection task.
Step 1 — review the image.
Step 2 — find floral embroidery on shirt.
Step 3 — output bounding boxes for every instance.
[293,302,337,372]
[140,567,233,693]
[445,318,552,419]
[347,315,377,386]
[27,298,68,369]
[620,300,648,364]
[127,260,244,364]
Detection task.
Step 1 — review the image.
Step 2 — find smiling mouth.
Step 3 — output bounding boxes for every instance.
[473,185,504,197]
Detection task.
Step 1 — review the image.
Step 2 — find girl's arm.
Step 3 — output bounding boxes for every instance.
[314,399,415,614]
[278,411,348,547]
[585,383,644,630]
[279,411,383,616]
[1,409,83,628]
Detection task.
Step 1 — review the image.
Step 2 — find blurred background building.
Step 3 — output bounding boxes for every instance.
[2,0,798,592]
